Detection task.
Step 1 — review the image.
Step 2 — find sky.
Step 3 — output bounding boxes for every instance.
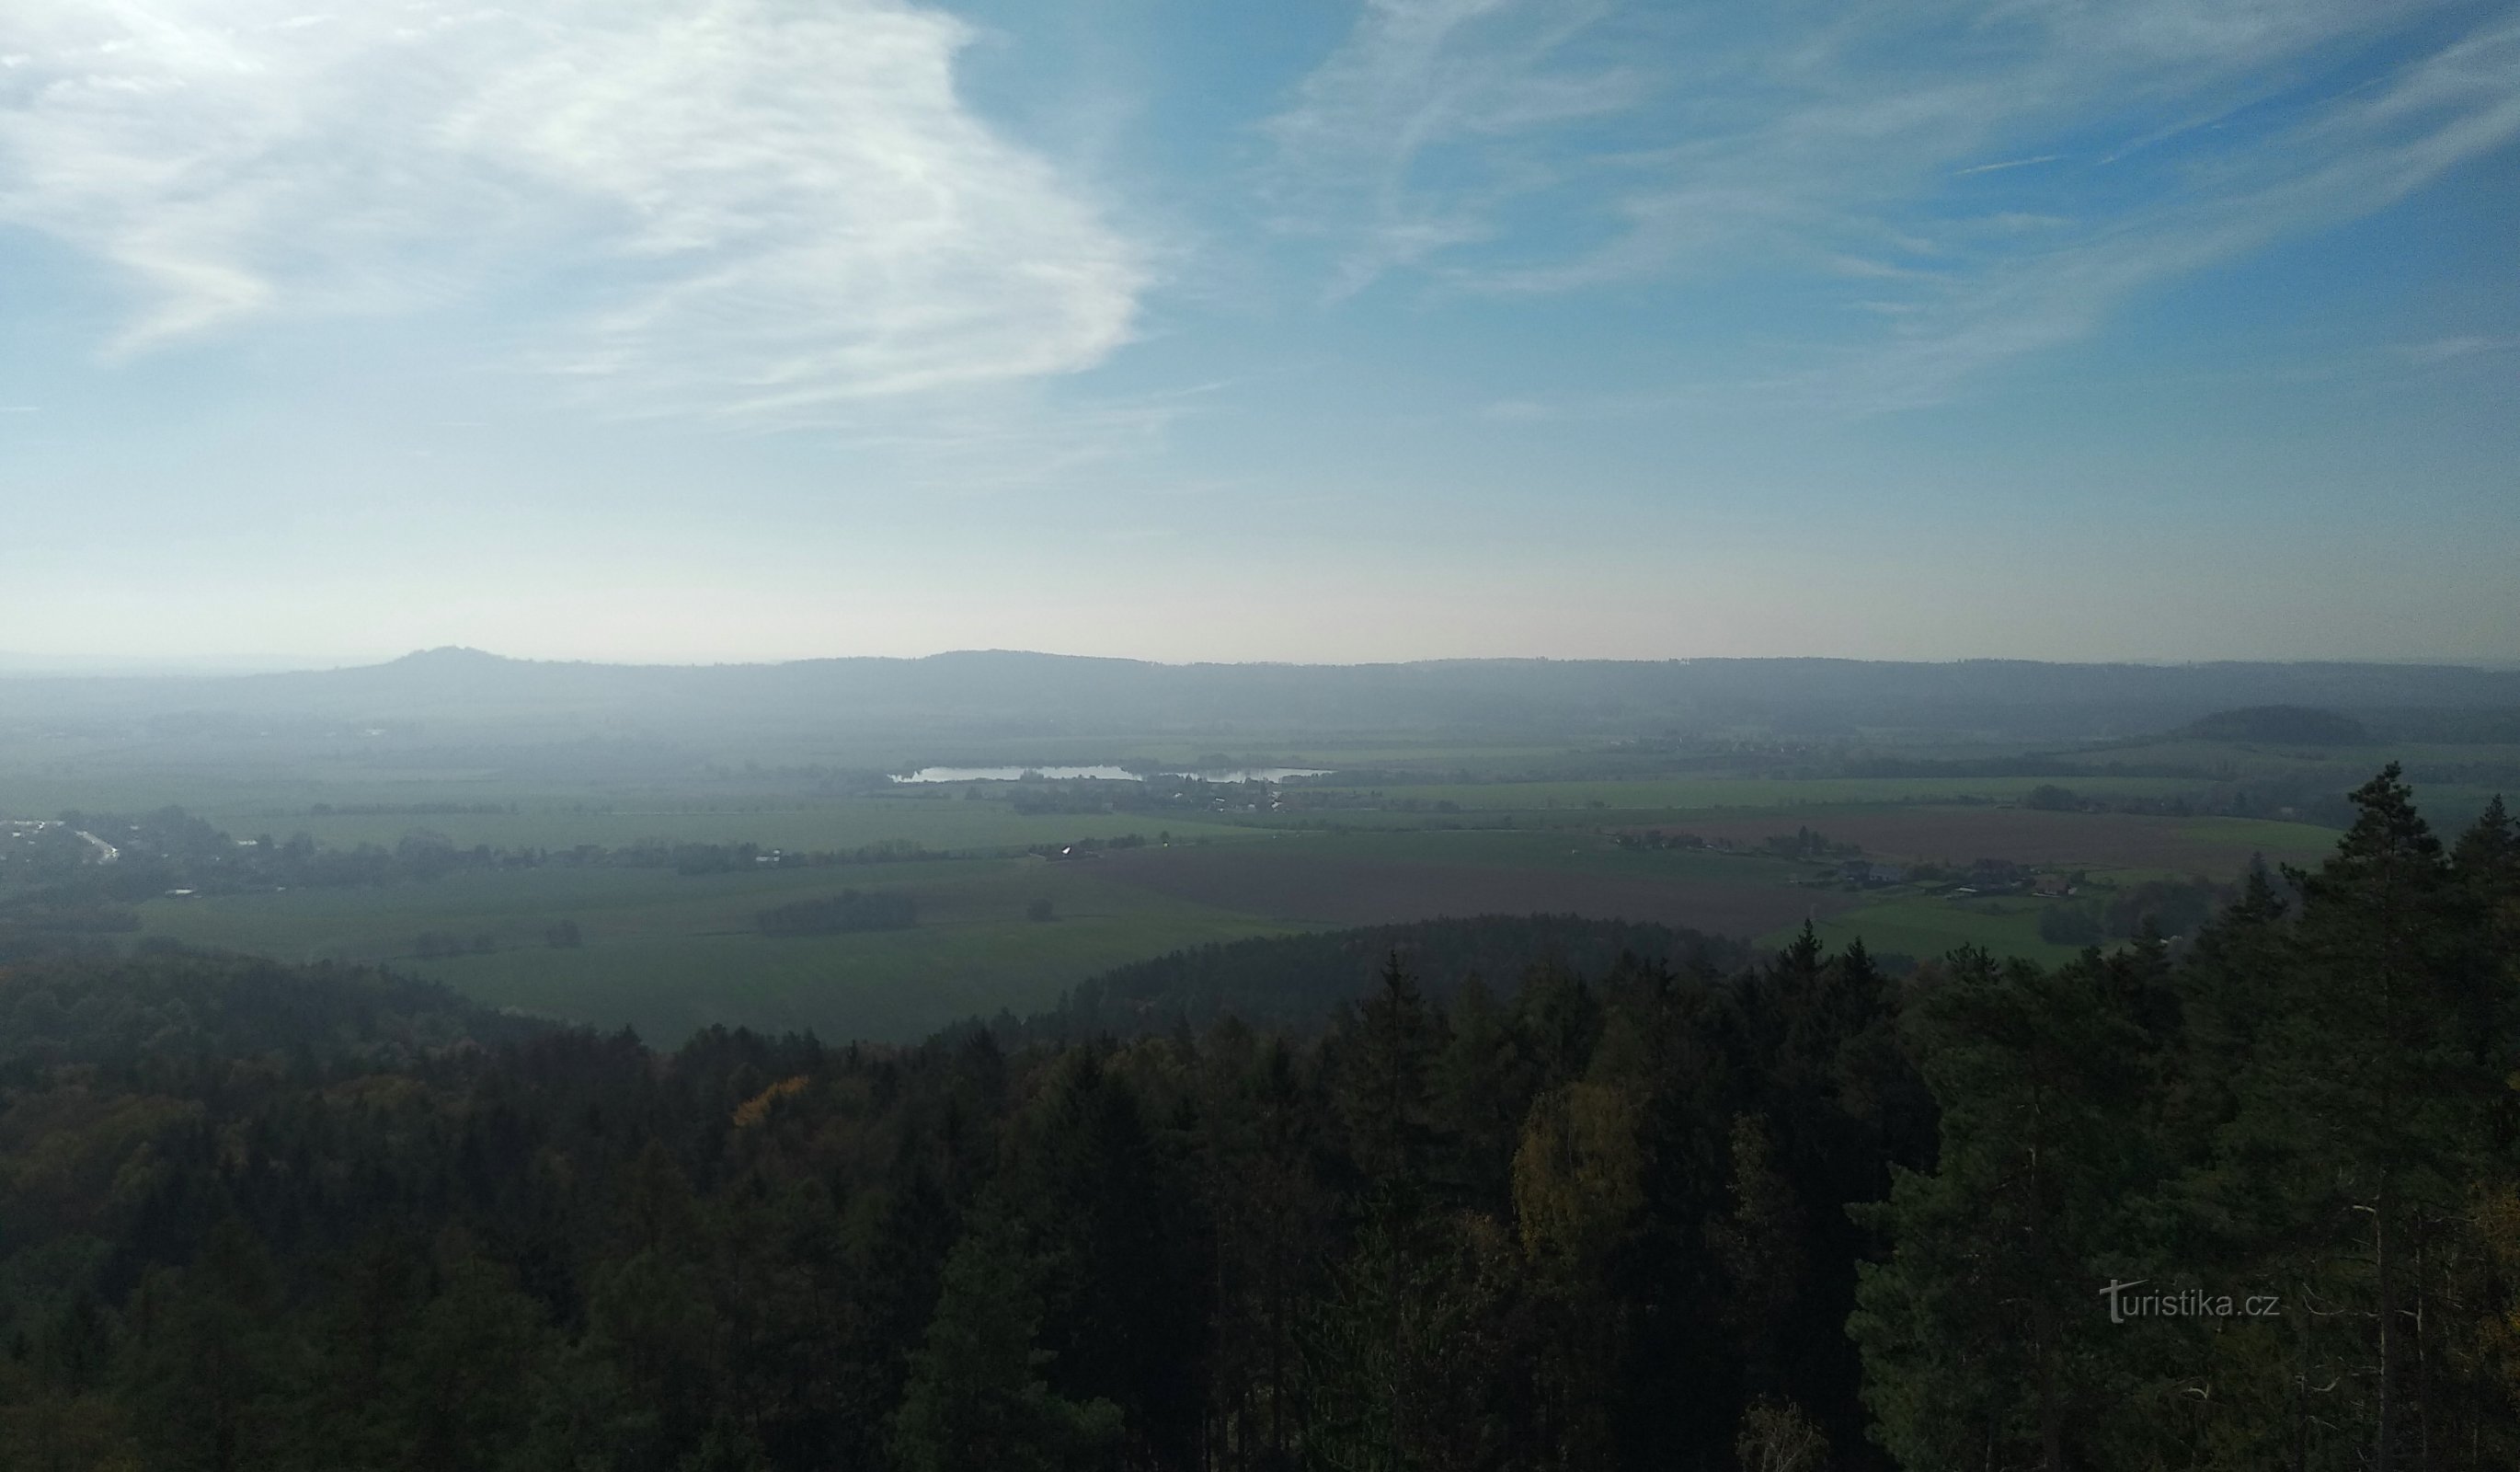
[1,0,2515,669]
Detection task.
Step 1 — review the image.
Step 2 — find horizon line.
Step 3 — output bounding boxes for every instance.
[6,646,2518,679]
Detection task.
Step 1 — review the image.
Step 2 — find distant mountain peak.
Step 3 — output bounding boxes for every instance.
[392,646,508,666]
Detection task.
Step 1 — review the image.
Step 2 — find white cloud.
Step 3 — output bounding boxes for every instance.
[1258,0,1641,295]
[1810,14,2520,410]
[1266,0,2520,403]
[1953,155,2061,177]
[0,0,1146,416]
[2397,334,2518,365]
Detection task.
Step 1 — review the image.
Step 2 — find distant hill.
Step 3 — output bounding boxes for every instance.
[8,650,2520,753]
[0,951,543,1070]
[2182,706,2374,745]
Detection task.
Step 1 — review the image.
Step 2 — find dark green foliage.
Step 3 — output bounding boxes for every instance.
[1038,914,1747,1038]
[121,1220,292,1472]
[0,950,533,1075]
[2036,901,2106,945]
[1,775,2513,1469]
[2024,783,2081,811]
[1855,768,2520,1469]
[1334,953,1442,1194]
[2183,704,2374,744]
[1002,1053,1209,1466]
[0,929,1922,1470]
[2102,875,2226,938]
[1850,948,2151,1468]
[892,1215,1121,1472]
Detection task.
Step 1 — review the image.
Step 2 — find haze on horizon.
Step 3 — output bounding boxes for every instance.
[3,0,2515,669]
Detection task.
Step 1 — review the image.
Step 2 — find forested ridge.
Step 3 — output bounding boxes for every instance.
[0,766,2514,1470]
[17,648,2520,747]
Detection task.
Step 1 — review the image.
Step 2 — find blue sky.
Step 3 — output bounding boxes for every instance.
[1,0,2514,666]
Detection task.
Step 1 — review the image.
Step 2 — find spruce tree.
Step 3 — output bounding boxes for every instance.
[2264,765,2467,1467]
[1339,952,1441,1202]
[891,1215,1120,1472]
[1850,949,2148,1470]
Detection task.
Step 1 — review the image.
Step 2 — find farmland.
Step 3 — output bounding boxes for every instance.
[95,790,2366,1042]
[1287,772,2223,814]
[1666,810,2338,875]
[10,650,2514,1044]
[1781,895,2088,969]
[1092,830,1859,935]
[132,857,1304,1043]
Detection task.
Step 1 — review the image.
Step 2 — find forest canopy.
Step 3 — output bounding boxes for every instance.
[0,766,2513,1470]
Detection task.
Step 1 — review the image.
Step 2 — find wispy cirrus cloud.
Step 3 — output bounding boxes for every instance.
[1266,0,2520,404]
[2397,333,2519,364]
[1813,13,2520,410]
[1953,155,2061,177]
[0,0,1147,419]
[1257,0,1644,296]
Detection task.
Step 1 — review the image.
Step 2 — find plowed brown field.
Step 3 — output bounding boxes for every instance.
[1639,809,2329,872]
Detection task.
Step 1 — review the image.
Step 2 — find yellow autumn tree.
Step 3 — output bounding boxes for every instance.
[1509,1080,1645,1270]
[732,1075,809,1129]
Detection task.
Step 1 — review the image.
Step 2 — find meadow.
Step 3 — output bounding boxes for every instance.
[1295,772,2224,812]
[115,794,2346,1042]
[134,856,1305,1042]
[1773,895,2089,968]
[17,679,2497,1044]
[238,796,1259,855]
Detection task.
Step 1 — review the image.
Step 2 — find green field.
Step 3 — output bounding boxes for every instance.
[102,766,2394,1047]
[0,768,1263,854]
[243,798,1259,854]
[126,827,1829,1042]
[23,719,2451,1046]
[1254,827,1816,882]
[135,857,1304,1043]
[1767,896,2085,968]
[119,799,2342,1042]
[2163,817,2352,866]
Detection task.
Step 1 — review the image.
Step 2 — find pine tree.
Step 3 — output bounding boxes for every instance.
[1850,948,2148,1470]
[1431,975,1534,1213]
[1204,1033,1332,1470]
[1711,1114,1806,1400]
[120,1218,292,1472]
[890,1215,1120,1472]
[1339,953,1442,1202]
[1014,1052,1210,1466]
[2263,765,2468,1468]
[388,1232,559,1472]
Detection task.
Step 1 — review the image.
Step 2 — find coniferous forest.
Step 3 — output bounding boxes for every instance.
[0,765,2514,1471]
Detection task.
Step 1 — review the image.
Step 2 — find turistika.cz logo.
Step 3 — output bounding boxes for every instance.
[2099,1279,2281,1324]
